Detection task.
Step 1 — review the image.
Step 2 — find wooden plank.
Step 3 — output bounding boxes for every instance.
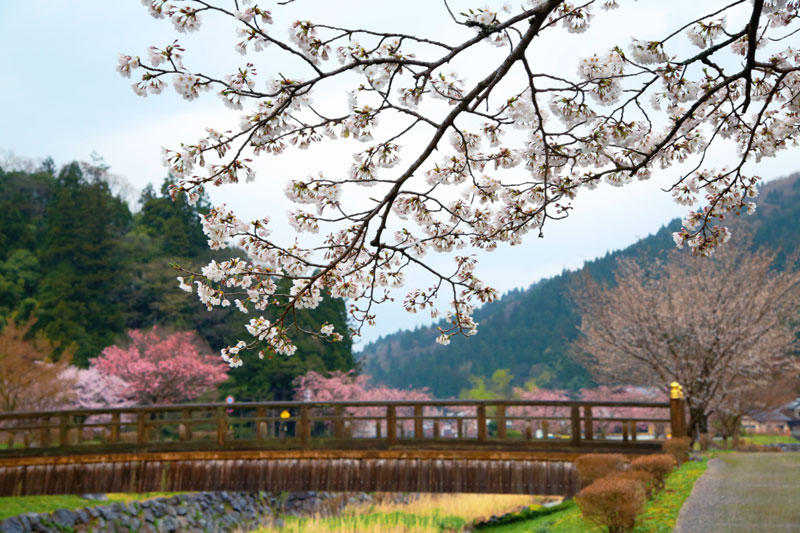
[477,405,487,442]
[386,405,397,445]
[299,406,311,447]
[137,412,148,445]
[414,405,424,440]
[59,414,68,447]
[570,405,581,447]
[256,407,266,440]
[334,406,344,439]
[497,405,507,440]
[584,406,593,441]
[216,407,226,447]
[110,412,120,444]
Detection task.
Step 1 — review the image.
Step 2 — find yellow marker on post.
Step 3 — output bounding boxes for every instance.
[280,410,291,419]
[670,381,684,399]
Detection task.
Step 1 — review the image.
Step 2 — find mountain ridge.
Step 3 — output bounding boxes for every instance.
[358,171,800,397]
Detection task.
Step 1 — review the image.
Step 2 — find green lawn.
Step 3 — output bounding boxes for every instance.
[742,433,798,445]
[478,458,708,532]
[0,492,180,521]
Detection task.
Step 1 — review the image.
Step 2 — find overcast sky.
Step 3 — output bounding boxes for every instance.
[2,1,799,346]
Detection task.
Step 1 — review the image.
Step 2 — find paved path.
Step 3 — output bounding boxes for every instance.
[674,453,800,533]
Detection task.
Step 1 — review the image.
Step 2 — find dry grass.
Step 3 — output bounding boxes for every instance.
[256,493,553,533]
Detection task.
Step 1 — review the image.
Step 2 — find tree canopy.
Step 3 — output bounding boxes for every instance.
[122,0,800,363]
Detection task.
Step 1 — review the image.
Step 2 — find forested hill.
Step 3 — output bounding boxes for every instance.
[0,160,355,401]
[360,172,800,397]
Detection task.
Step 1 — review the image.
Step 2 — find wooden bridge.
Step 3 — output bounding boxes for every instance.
[0,397,686,497]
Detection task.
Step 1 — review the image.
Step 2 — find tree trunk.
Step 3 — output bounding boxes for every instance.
[689,406,708,442]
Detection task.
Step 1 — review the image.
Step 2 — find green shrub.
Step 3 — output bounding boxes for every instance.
[574,454,628,486]
[630,454,676,490]
[575,476,646,533]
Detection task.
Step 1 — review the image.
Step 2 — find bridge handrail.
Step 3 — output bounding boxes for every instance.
[0,396,686,457]
[0,399,669,420]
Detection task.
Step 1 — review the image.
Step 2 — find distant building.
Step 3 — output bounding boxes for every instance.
[742,410,793,435]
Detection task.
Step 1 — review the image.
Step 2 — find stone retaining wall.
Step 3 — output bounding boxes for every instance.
[0,490,411,532]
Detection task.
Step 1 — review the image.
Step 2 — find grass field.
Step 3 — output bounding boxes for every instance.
[0,492,180,521]
[741,433,798,445]
[256,493,551,532]
[478,458,708,533]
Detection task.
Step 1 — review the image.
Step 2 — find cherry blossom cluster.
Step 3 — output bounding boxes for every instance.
[124,0,800,364]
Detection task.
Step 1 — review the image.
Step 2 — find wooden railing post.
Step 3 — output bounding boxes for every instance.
[496,404,507,440]
[584,405,593,441]
[622,420,629,443]
[571,405,581,447]
[137,411,148,445]
[414,405,424,439]
[59,414,69,447]
[669,382,687,438]
[542,420,549,439]
[256,407,267,440]
[334,406,344,439]
[477,405,487,442]
[40,416,51,448]
[432,420,440,439]
[110,412,120,444]
[386,405,397,445]
[179,409,192,442]
[216,407,226,447]
[299,406,311,446]
[524,420,532,441]
[457,418,464,439]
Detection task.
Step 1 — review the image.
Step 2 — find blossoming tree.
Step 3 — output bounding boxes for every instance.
[293,370,433,437]
[121,0,800,363]
[573,243,800,439]
[92,327,228,405]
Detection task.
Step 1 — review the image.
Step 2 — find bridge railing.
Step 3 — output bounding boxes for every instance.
[0,399,682,456]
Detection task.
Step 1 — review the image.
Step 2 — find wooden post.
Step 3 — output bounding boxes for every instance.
[110,412,120,444]
[256,407,266,440]
[386,405,397,445]
[457,418,464,439]
[216,407,226,447]
[334,406,344,439]
[477,405,487,442]
[59,414,68,447]
[584,406,593,441]
[376,419,382,439]
[433,420,440,439]
[179,409,192,442]
[299,406,311,446]
[631,420,638,442]
[524,420,532,441]
[414,405,424,440]
[137,411,148,445]
[542,420,549,439]
[40,416,51,448]
[622,420,629,443]
[669,382,687,438]
[571,405,581,447]
[496,404,507,440]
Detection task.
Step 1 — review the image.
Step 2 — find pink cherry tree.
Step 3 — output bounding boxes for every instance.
[92,327,228,405]
[293,370,433,437]
[579,386,668,437]
[508,387,572,436]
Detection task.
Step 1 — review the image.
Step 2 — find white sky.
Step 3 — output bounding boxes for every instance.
[1,1,799,346]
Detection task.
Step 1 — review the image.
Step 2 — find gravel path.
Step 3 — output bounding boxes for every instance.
[674,453,800,533]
